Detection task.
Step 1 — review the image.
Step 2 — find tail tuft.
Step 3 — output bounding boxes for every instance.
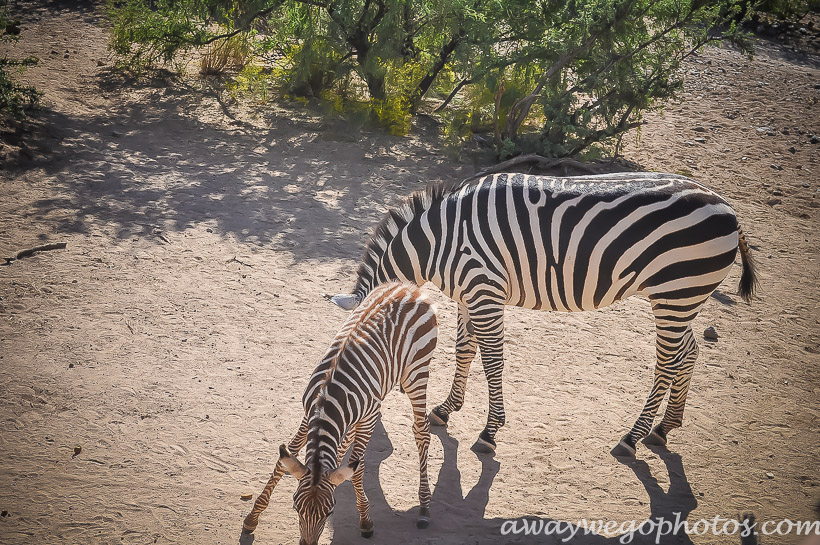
[737,226,758,303]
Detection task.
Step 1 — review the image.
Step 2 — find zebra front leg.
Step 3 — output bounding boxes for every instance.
[336,426,355,466]
[243,415,309,533]
[349,413,378,538]
[403,370,432,529]
[645,328,699,447]
[470,304,506,454]
[431,304,477,427]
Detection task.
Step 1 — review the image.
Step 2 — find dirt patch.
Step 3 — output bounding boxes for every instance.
[1,3,818,545]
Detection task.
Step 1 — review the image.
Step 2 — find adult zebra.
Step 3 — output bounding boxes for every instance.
[327,172,757,456]
[243,282,438,542]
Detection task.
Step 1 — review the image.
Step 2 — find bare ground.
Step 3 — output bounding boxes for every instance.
[1,3,819,545]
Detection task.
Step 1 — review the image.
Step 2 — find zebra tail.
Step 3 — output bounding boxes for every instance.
[737,225,758,303]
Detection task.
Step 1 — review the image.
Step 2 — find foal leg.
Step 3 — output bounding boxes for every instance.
[243,414,309,532]
[645,326,699,446]
[470,301,506,454]
[349,413,378,538]
[431,304,477,426]
[402,363,432,528]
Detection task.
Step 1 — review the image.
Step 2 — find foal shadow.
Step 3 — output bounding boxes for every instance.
[330,421,698,544]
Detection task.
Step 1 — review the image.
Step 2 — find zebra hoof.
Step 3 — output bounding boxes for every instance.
[610,434,637,458]
[361,521,374,539]
[429,407,449,427]
[416,517,430,529]
[642,425,667,447]
[471,430,496,454]
[241,527,254,535]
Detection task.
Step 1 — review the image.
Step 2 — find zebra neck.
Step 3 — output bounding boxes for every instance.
[353,224,429,300]
[304,406,346,480]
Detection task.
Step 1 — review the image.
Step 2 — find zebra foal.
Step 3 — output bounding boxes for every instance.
[242,282,438,543]
[327,172,758,457]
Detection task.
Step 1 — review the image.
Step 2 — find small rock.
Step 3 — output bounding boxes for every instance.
[810,135,819,144]
[781,128,789,135]
[756,126,773,133]
[1,510,7,517]
[68,362,74,368]
[704,326,719,340]
[112,130,123,138]
[766,472,774,479]
[73,446,82,455]
[64,53,69,59]
[767,197,782,206]
[770,163,782,171]
[240,493,253,501]
[96,60,104,66]
[685,141,695,147]
[800,27,808,35]
[693,126,707,132]
[788,146,797,154]
[772,190,783,196]
[802,182,810,188]
[50,50,58,55]
[694,137,707,143]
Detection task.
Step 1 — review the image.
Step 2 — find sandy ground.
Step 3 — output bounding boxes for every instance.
[1,2,819,544]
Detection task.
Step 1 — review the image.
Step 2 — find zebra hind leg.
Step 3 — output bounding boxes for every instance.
[612,316,697,457]
[430,304,477,427]
[644,328,699,447]
[403,368,432,529]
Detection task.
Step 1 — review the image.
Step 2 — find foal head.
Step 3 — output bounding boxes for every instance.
[278,444,358,545]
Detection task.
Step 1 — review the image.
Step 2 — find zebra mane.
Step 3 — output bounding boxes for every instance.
[354,181,474,294]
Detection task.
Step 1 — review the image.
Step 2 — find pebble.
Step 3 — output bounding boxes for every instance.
[766,472,775,479]
[240,493,253,501]
[694,137,707,143]
[704,326,719,340]
[693,126,707,132]
[810,135,819,144]
[770,164,782,170]
[0,510,8,517]
[74,446,82,455]
[788,146,796,154]
[767,197,782,206]
[112,130,123,138]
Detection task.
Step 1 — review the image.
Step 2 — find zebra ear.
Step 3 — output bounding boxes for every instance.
[279,444,307,480]
[324,293,360,311]
[327,459,360,486]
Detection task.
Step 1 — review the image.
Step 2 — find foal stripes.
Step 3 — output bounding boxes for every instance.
[329,172,757,454]
[243,282,438,542]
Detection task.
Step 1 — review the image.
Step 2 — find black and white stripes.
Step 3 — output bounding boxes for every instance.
[329,171,757,455]
[243,282,438,543]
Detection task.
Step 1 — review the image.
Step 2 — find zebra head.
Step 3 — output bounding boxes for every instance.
[322,293,361,311]
[278,444,359,545]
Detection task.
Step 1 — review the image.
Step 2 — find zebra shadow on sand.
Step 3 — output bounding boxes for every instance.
[328,421,697,545]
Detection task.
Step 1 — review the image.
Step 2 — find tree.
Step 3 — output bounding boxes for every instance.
[108,0,751,156]
[1,0,40,118]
